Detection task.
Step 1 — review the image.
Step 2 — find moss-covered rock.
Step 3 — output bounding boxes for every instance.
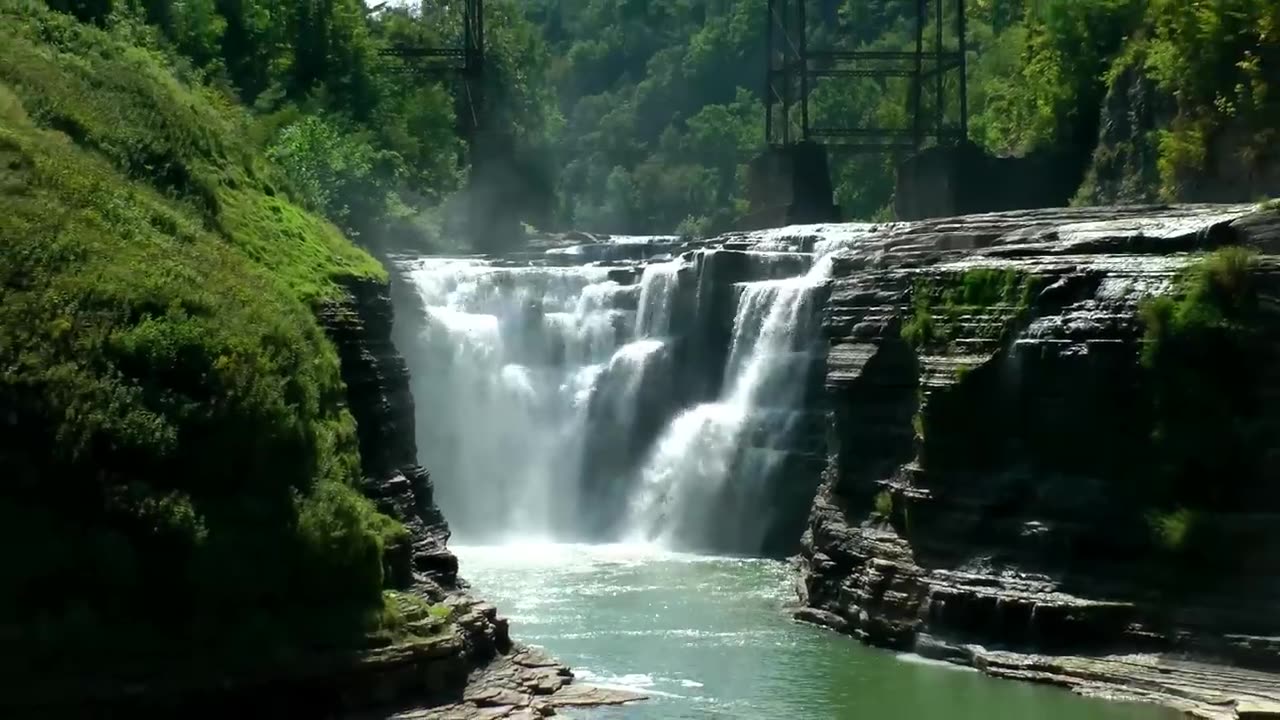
[1139,247,1270,512]
[901,268,1040,351]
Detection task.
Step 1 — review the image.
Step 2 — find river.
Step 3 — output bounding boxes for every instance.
[454,543,1176,719]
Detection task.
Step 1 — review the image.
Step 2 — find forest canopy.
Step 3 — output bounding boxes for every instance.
[38,0,1280,240]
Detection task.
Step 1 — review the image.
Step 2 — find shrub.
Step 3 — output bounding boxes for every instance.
[1148,508,1195,552]
[902,269,1040,350]
[1139,247,1265,508]
[873,490,895,519]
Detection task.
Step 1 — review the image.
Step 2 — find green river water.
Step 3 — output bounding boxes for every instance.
[454,543,1177,720]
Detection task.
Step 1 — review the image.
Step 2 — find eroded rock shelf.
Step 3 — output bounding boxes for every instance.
[790,204,1280,718]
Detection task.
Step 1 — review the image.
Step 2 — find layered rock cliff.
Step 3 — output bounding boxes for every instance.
[795,204,1280,717]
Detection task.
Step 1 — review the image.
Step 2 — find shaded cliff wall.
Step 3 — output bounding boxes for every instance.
[311,278,542,714]
[799,205,1280,669]
[320,279,459,591]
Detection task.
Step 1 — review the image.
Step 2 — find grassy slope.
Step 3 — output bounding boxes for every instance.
[0,2,407,687]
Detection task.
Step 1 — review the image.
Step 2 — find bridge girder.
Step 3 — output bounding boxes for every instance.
[766,0,970,154]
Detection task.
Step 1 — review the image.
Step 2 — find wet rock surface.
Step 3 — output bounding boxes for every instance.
[784,204,1280,718]
[380,648,645,720]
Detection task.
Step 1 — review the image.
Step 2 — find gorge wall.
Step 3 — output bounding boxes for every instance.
[796,205,1280,716]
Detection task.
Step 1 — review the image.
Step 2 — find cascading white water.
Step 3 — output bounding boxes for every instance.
[635,259,683,338]
[399,237,848,551]
[401,257,687,542]
[625,253,835,551]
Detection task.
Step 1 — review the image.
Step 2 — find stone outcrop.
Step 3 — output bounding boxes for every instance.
[1081,57,1280,207]
[793,204,1280,718]
[317,278,641,717]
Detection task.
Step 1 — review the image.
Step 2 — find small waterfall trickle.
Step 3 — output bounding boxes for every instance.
[635,259,684,338]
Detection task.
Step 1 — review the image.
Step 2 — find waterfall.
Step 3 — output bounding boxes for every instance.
[397,241,840,552]
[625,255,832,551]
[400,257,685,542]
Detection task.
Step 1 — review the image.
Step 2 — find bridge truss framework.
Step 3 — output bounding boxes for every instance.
[377,0,487,149]
[766,0,970,153]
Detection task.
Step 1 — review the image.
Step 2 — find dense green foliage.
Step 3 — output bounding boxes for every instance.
[42,0,557,251]
[517,0,1279,230]
[42,0,1276,239]
[1143,1,1280,198]
[1140,248,1268,510]
[0,3,408,681]
[901,268,1039,349]
[524,0,764,234]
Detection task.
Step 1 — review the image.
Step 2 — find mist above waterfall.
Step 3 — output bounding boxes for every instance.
[395,237,846,554]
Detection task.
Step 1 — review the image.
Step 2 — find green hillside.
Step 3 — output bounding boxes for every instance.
[0,1,405,689]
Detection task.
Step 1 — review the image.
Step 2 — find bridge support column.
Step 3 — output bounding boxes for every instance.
[742,142,841,230]
[895,141,1084,221]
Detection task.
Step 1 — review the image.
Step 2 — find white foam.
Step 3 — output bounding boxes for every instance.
[895,653,980,672]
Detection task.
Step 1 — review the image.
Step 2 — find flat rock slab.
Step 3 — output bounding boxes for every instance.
[545,683,647,708]
[390,684,644,719]
[970,649,1280,720]
[384,643,645,720]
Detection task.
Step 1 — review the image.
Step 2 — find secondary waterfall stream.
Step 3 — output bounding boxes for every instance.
[627,257,829,550]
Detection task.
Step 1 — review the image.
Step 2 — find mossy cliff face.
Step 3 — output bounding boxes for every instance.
[796,205,1280,713]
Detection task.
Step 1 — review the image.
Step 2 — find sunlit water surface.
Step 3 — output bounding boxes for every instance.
[453,543,1175,719]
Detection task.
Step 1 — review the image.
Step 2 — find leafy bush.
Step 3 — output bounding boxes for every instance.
[1140,247,1266,508]
[266,113,407,239]
[873,490,895,519]
[1147,507,1195,552]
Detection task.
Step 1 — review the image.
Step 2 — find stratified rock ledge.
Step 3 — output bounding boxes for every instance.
[788,203,1280,720]
[971,650,1280,720]
[383,646,645,720]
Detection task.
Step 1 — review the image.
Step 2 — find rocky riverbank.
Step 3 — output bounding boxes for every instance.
[792,204,1280,718]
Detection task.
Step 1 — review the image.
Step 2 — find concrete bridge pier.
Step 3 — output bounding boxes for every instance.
[742,142,841,230]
